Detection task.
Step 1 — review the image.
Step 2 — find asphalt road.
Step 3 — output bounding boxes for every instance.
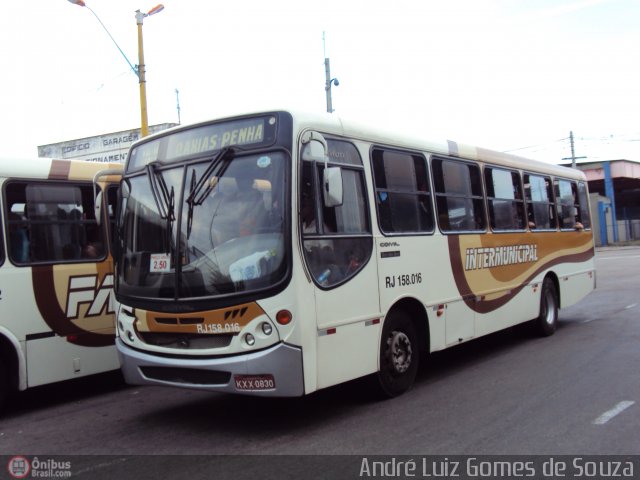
[1,247,638,477]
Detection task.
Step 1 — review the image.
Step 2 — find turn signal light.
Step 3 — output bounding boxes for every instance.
[276,310,292,325]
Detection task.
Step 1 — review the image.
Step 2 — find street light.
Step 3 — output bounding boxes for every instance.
[135,4,164,137]
[67,0,164,138]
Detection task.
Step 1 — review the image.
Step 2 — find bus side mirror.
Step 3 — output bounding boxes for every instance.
[94,190,103,226]
[323,167,343,207]
[300,131,342,206]
[301,131,328,163]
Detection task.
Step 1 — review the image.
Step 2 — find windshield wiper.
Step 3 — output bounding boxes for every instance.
[145,162,176,269]
[146,162,174,221]
[185,147,235,238]
[186,147,235,207]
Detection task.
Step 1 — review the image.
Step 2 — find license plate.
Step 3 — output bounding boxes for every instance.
[234,374,275,391]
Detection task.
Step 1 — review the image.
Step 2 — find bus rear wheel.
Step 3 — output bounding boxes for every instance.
[533,277,558,337]
[375,311,419,398]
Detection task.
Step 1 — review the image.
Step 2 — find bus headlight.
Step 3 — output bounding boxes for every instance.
[244,333,256,346]
[261,322,273,336]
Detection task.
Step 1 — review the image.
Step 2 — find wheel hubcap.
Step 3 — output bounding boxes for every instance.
[387,331,412,374]
[544,291,556,325]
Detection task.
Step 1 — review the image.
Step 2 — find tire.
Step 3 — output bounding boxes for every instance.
[375,311,419,398]
[533,277,558,337]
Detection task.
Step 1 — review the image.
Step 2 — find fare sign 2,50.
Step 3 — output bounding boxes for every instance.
[150,253,171,273]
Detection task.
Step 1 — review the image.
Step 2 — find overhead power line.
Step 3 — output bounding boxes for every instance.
[503,137,569,154]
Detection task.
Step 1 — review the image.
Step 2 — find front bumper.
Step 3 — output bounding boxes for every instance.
[117,338,304,397]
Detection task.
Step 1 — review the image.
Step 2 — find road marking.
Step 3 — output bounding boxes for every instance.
[625,304,637,310]
[593,401,635,425]
[597,255,640,261]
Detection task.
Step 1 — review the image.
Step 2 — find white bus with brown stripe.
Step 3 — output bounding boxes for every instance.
[0,158,121,410]
[113,110,595,398]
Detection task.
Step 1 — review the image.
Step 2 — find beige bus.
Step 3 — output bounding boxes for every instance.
[110,110,595,398]
[0,158,121,410]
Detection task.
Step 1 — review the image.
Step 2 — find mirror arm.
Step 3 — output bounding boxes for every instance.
[92,168,123,226]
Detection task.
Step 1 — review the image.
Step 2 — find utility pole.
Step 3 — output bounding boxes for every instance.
[67,1,165,138]
[563,131,586,168]
[323,32,339,113]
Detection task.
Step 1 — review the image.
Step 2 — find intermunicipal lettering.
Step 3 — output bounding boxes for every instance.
[465,244,538,271]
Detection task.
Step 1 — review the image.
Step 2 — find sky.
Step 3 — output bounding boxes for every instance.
[2,0,640,164]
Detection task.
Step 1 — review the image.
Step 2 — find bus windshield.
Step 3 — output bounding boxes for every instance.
[118,150,288,301]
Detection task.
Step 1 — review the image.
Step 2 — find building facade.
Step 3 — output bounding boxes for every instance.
[37,123,178,164]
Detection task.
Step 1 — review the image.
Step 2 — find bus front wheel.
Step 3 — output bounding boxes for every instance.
[533,277,558,337]
[375,311,419,398]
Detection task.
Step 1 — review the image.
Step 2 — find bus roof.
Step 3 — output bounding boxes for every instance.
[0,157,122,182]
[289,110,587,181]
[132,108,587,181]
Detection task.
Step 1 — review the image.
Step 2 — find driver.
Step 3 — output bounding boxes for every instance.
[215,175,268,244]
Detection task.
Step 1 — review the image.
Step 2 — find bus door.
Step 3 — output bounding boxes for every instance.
[300,135,379,390]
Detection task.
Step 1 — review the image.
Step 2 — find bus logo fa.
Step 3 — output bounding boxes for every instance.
[65,274,115,319]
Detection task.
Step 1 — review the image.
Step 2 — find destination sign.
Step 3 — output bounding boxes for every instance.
[128,116,277,170]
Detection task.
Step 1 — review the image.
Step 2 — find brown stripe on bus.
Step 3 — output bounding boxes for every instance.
[31,265,113,347]
[49,159,72,180]
[447,235,594,314]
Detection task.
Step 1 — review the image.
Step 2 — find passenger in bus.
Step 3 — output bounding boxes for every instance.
[301,193,318,233]
[237,175,268,235]
[9,212,29,263]
[301,192,334,234]
[82,242,103,259]
[527,208,536,229]
[301,194,339,284]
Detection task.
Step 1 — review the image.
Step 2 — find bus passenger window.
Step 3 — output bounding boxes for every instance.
[371,149,433,234]
[524,174,556,230]
[432,157,485,232]
[5,182,107,264]
[300,138,372,288]
[555,179,579,230]
[484,167,525,231]
[577,182,591,229]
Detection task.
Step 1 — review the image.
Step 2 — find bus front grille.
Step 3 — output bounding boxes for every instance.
[138,332,233,350]
[140,366,231,385]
